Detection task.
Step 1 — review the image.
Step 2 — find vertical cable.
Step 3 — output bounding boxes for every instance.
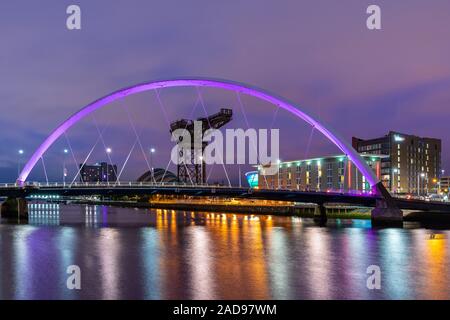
[197,87,231,187]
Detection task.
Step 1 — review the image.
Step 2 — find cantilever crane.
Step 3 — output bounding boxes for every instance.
[170,108,233,184]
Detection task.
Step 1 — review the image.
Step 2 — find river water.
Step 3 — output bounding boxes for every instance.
[0,203,449,300]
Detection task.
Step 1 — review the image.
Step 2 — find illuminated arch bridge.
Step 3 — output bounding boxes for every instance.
[13,77,405,225]
[17,77,379,188]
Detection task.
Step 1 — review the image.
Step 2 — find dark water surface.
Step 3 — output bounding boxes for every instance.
[1,203,449,299]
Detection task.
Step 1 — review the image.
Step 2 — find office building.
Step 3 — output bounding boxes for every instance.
[79,162,117,183]
[257,154,384,192]
[352,131,441,194]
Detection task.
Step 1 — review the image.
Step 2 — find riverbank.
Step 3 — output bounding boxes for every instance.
[61,199,373,220]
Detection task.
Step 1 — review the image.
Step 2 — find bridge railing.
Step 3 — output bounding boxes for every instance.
[0,181,238,189]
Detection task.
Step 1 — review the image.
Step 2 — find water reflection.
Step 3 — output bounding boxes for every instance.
[97,228,120,300]
[28,203,60,226]
[0,204,450,299]
[13,227,34,299]
[140,228,161,299]
[421,231,449,299]
[186,228,215,299]
[379,229,412,299]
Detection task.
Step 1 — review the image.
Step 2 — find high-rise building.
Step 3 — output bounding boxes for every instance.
[257,154,384,193]
[352,131,441,195]
[79,162,117,183]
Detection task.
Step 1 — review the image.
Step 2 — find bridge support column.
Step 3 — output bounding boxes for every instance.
[314,203,327,226]
[371,182,403,227]
[1,197,28,221]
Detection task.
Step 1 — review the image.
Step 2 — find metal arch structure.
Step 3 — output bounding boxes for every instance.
[17,77,380,189]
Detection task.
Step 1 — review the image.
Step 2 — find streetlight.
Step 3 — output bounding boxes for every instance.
[17,149,24,178]
[106,148,112,184]
[418,172,425,197]
[150,148,156,178]
[63,149,69,186]
[433,178,438,194]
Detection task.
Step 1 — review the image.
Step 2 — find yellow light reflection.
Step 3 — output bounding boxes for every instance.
[425,234,448,299]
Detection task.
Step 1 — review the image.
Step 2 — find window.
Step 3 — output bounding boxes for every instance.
[338,161,345,189]
[327,176,333,189]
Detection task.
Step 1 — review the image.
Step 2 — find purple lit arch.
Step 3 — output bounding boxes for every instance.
[18,77,379,187]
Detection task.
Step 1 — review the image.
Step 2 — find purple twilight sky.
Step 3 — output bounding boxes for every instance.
[0,0,449,184]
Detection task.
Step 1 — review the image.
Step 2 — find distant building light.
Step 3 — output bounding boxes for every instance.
[394,135,405,142]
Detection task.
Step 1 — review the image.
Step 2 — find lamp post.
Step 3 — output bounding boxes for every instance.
[432,178,438,194]
[106,147,112,184]
[418,172,425,197]
[63,149,69,186]
[17,149,24,181]
[438,170,445,194]
[150,147,155,184]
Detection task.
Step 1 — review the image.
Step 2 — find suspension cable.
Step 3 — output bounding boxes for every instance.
[304,126,315,160]
[153,89,202,186]
[69,132,105,187]
[196,87,231,187]
[115,138,138,185]
[123,103,157,184]
[235,92,269,189]
[40,156,49,185]
[64,132,84,183]
[92,114,118,180]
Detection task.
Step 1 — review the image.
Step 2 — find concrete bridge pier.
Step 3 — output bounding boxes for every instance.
[313,203,327,226]
[1,197,28,222]
[371,182,403,227]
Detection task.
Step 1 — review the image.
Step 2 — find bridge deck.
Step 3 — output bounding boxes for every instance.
[1,184,450,212]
